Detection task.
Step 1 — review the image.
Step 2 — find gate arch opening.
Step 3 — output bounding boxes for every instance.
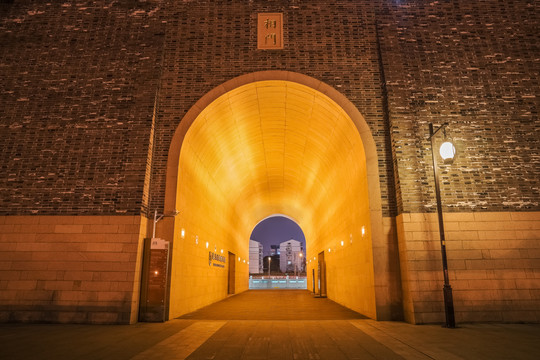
[162,71,390,320]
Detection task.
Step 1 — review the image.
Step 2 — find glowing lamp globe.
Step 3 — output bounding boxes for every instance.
[439,141,456,163]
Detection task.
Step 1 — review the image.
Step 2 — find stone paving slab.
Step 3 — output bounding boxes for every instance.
[0,290,539,359]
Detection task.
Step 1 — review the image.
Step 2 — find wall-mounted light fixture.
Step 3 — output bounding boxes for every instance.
[152,209,179,239]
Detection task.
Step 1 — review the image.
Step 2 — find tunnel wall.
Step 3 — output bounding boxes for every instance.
[168,135,250,318]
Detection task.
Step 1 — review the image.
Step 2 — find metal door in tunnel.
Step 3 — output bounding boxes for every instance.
[228,252,235,294]
[318,251,327,297]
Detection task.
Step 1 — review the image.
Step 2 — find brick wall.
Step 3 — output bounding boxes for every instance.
[1,1,537,216]
[0,0,165,215]
[397,212,540,323]
[377,0,539,214]
[0,0,538,324]
[0,215,144,324]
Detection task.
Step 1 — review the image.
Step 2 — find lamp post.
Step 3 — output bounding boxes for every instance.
[268,257,271,277]
[429,123,456,328]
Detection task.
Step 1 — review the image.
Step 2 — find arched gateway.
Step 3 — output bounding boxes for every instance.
[154,71,397,321]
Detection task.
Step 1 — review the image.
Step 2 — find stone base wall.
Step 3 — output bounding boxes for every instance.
[397,212,540,324]
[0,216,145,324]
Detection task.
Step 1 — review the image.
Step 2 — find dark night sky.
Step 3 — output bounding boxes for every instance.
[250,215,306,257]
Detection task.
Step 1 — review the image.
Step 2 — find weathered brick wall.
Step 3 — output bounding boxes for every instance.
[3,1,536,217]
[0,0,165,215]
[377,0,539,214]
[148,0,397,216]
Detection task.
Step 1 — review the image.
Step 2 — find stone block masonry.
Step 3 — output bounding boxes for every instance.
[0,215,145,324]
[397,212,540,324]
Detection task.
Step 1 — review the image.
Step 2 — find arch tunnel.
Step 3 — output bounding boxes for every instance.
[158,72,393,321]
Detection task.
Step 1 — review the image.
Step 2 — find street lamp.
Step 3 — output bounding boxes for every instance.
[429,123,456,329]
[268,257,271,277]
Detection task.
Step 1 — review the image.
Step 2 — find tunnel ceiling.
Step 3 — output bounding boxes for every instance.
[178,80,367,242]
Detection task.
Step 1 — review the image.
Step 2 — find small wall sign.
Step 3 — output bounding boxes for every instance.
[209,251,226,268]
[257,13,283,49]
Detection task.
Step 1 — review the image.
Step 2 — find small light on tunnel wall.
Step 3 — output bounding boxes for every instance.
[154,271,158,275]
[341,240,344,246]
[181,228,185,238]
[195,236,198,245]
[238,256,241,262]
[243,259,246,263]
[221,249,223,254]
[313,257,316,261]
[214,245,217,252]
[328,248,331,253]
[205,241,209,249]
[361,226,365,237]
[247,261,249,265]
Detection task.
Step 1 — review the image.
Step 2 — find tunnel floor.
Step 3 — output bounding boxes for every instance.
[178,290,367,320]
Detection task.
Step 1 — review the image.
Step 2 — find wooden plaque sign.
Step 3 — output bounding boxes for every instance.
[257,13,283,49]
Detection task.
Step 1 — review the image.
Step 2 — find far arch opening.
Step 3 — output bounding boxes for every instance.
[249,214,307,289]
[161,71,393,321]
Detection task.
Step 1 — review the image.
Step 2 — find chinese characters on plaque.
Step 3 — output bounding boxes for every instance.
[257,13,283,49]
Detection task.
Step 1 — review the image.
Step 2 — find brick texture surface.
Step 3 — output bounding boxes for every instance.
[0,0,539,325]
[1,1,538,216]
[0,215,142,324]
[0,0,165,215]
[397,212,540,324]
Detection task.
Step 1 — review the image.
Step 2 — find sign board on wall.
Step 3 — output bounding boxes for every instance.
[257,13,283,49]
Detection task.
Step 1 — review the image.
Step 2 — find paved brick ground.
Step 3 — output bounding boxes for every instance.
[1,290,539,359]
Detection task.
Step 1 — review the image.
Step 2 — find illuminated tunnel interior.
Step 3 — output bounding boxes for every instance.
[169,80,376,319]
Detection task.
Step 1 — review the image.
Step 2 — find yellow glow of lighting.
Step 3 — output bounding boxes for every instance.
[177,80,369,263]
[173,80,375,318]
[361,226,365,236]
[440,141,456,161]
[221,249,223,254]
[154,271,158,275]
[341,240,344,246]
[205,241,209,249]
